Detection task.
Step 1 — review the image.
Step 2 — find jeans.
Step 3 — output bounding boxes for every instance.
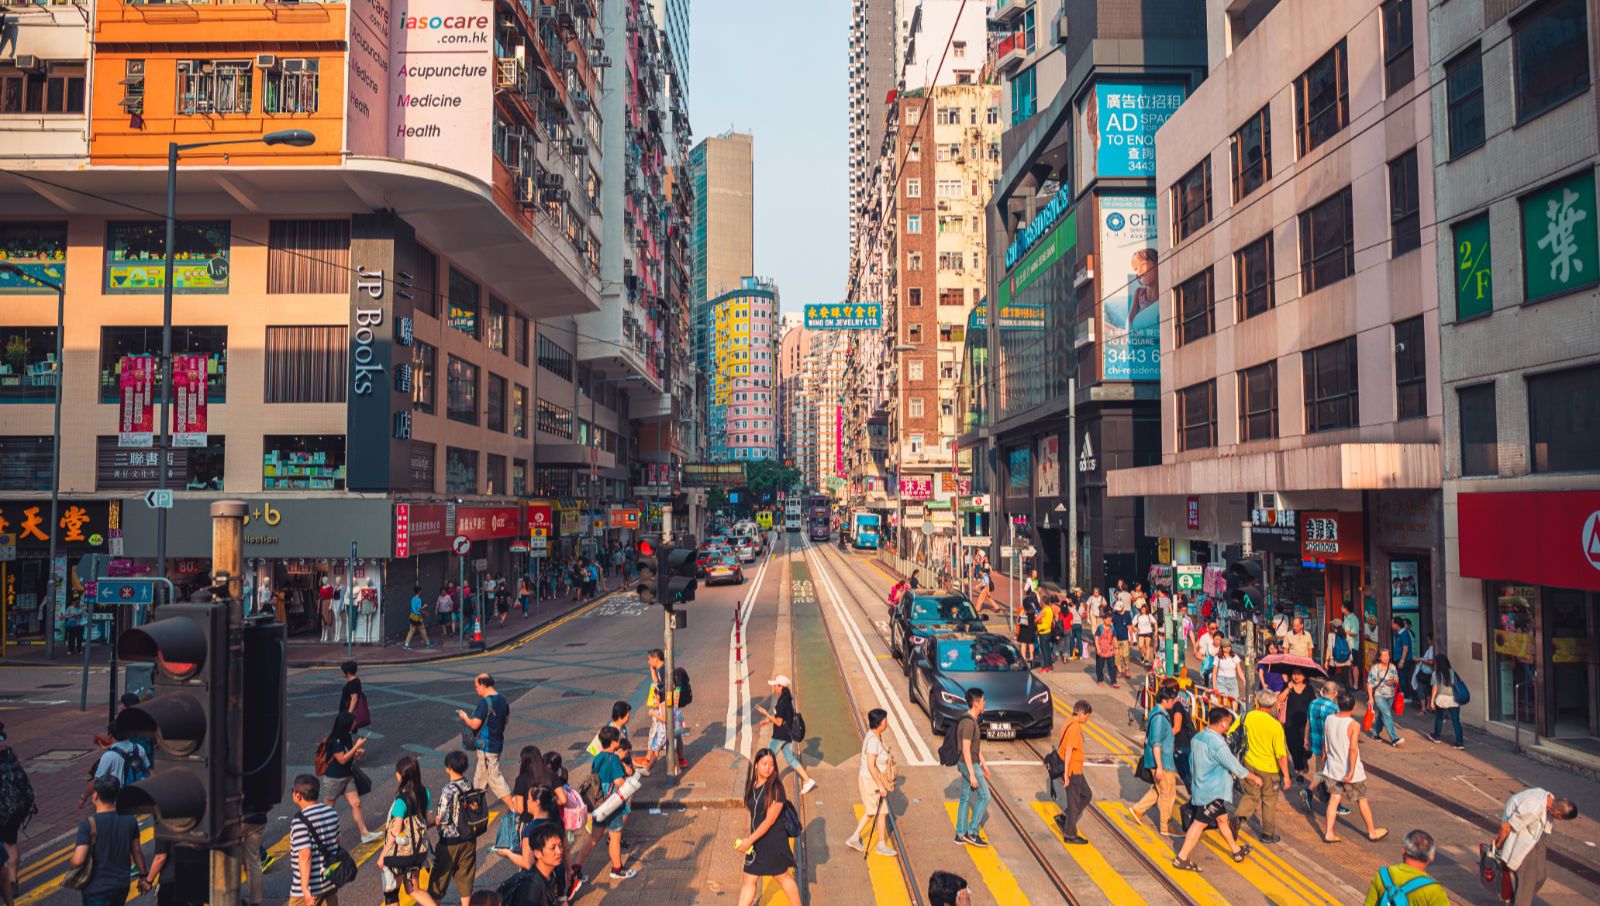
[1095,654,1118,684]
[770,737,802,768]
[1036,635,1054,668]
[955,763,991,836]
[1371,695,1401,742]
[1433,706,1463,746]
[1069,626,1082,658]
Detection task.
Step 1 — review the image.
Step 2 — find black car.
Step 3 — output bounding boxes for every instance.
[908,632,1053,739]
[889,593,986,674]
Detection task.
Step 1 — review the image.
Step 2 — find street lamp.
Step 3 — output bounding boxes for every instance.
[0,264,65,658]
[155,130,315,591]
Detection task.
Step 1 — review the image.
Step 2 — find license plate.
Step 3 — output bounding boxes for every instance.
[986,723,1015,739]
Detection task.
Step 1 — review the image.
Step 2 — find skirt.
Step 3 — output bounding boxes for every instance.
[1017,624,1037,644]
[743,828,795,877]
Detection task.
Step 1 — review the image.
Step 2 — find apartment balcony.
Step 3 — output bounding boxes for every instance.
[991,0,1029,25]
[995,31,1026,73]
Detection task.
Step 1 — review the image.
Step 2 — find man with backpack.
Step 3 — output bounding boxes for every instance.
[79,735,150,810]
[941,688,991,847]
[1363,829,1446,905]
[429,750,484,903]
[0,722,34,906]
[569,726,638,883]
[457,674,513,811]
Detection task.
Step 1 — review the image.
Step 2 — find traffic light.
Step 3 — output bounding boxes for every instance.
[635,536,660,606]
[241,620,287,813]
[113,603,229,843]
[1225,557,1265,612]
[662,547,697,608]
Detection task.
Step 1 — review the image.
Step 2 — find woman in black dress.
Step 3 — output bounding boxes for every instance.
[1283,669,1316,778]
[735,748,800,906]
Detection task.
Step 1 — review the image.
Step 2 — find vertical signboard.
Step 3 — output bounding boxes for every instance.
[1099,195,1160,381]
[118,355,155,448]
[344,0,392,155]
[1082,82,1187,179]
[1036,436,1060,497]
[170,354,209,448]
[388,0,495,184]
[347,213,418,491]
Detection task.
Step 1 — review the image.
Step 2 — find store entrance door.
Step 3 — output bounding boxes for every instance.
[1545,587,1598,742]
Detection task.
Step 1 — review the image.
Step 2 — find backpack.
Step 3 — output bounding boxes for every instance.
[560,784,589,832]
[1452,674,1471,706]
[674,667,694,708]
[0,749,37,832]
[441,780,488,840]
[577,769,606,812]
[788,709,807,743]
[937,716,974,767]
[1333,631,1352,663]
[1377,866,1440,905]
[96,741,149,788]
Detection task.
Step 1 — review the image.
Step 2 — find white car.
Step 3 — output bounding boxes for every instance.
[735,541,757,562]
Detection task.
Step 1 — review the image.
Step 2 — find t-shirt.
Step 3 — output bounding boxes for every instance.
[953,714,982,766]
[437,592,454,614]
[389,788,433,819]
[322,735,354,778]
[472,693,510,754]
[289,803,340,899]
[1308,696,1339,756]
[859,731,889,782]
[75,812,140,897]
[1393,629,1414,666]
[1112,610,1132,641]
[1362,864,1448,906]
[1342,612,1360,641]
[771,688,797,742]
[1284,631,1315,658]
[512,774,552,819]
[516,866,559,906]
[410,594,424,618]
[1056,722,1085,776]
[339,678,363,715]
[1213,655,1243,691]
[152,839,208,906]
[1241,709,1288,775]
[1143,707,1176,771]
[592,751,629,817]
[1134,613,1156,635]
[93,740,148,784]
[518,818,567,893]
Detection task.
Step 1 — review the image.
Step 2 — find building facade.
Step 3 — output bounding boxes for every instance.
[707,278,780,462]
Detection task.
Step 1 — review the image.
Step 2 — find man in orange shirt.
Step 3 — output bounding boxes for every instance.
[1052,700,1095,844]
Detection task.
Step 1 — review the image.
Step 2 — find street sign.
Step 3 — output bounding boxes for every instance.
[96,578,156,606]
[529,537,548,551]
[451,535,471,556]
[0,533,14,562]
[530,526,549,539]
[1176,564,1203,592]
[509,543,529,554]
[999,545,1014,559]
[529,549,548,559]
[144,489,173,509]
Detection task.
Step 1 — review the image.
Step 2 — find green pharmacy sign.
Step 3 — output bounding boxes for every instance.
[805,302,882,329]
[1522,170,1597,302]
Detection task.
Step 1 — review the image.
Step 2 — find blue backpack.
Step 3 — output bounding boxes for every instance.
[1377,866,1439,905]
[1333,631,1352,664]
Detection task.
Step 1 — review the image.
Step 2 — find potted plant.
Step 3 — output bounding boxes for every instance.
[2,334,27,385]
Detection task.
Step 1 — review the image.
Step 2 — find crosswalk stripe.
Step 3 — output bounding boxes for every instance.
[1227,828,1346,906]
[851,805,913,906]
[941,801,1030,905]
[18,825,154,906]
[1029,802,1148,904]
[1093,802,1230,905]
[1194,828,1329,906]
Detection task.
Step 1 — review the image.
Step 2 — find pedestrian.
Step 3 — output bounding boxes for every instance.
[1034,596,1057,672]
[1258,641,1288,717]
[1051,701,1093,844]
[644,649,669,772]
[69,775,148,906]
[1364,829,1446,906]
[1112,602,1133,677]
[1366,648,1404,746]
[909,568,922,591]
[1301,681,1343,813]
[1321,690,1388,844]
[457,673,514,810]
[143,837,207,905]
[62,598,84,656]
[1093,613,1119,687]
[79,734,150,811]
[426,750,477,904]
[972,565,993,613]
[1391,618,1415,708]
[1283,670,1315,779]
[508,824,566,906]
[587,701,632,758]
[1067,593,1084,660]
[756,676,817,794]
[1015,592,1038,667]
[503,746,556,852]
[437,583,456,636]
[845,709,897,856]
[1171,707,1259,872]
[0,723,32,906]
[518,575,531,618]
[1210,642,1245,701]
[288,774,340,906]
[927,870,972,906]
[1129,685,1181,837]
[1427,655,1465,749]
[495,572,509,625]
[1232,690,1291,844]
[1284,617,1315,659]
[1052,594,1071,667]
[568,726,638,883]
[1326,615,1356,691]
[951,688,992,847]
[1494,787,1579,906]
[1340,603,1363,687]
[1135,604,1157,666]
[317,712,380,843]
[1085,587,1105,619]
[403,584,432,650]
[378,755,436,906]
[734,748,801,906]
[1413,635,1436,715]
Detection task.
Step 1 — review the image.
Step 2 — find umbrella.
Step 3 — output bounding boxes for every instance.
[1256,653,1326,678]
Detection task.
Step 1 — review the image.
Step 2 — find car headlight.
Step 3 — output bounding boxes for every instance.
[1029,689,1051,705]
[938,690,966,707]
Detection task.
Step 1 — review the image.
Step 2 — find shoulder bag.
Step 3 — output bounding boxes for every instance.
[350,693,372,731]
[1479,843,1517,902]
[292,811,358,888]
[62,817,95,891]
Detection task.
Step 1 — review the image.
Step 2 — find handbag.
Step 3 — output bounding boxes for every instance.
[493,811,523,851]
[352,764,373,797]
[461,729,479,752]
[1135,763,1156,785]
[1394,694,1406,716]
[62,817,95,890]
[382,812,432,871]
[1362,708,1377,733]
[351,693,372,731]
[1044,751,1066,780]
[1453,675,1472,706]
[1479,843,1517,902]
[293,811,358,888]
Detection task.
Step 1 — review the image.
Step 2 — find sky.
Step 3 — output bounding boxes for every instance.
[689,0,848,313]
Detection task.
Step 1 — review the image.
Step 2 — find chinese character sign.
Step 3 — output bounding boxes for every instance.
[805,303,882,330]
[899,477,932,501]
[1091,82,1187,178]
[1523,171,1597,302]
[171,354,209,448]
[118,355,156,448]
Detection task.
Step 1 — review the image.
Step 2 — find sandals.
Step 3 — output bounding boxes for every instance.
[1171,857,1202,872]
[1323,835,1344,844]
[1368,829,1390,843]
[1232,844,1253,863]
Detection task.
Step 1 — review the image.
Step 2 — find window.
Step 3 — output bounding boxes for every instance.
[1393,316,1426,420]
[262,435,345,490]
[937,252,963,271]
[1023,8,1036,52]
[907,142,921,161]
[908,287,923,307]
[263,326,347,403]
[176,60,253,115]
[936,106,961,125]
[937,179,962,197]
[906,178,921,198]
[1011,66,1037,126]
[1388,149,1421,256]
[0,327,59,403]
[513,313,529,365]
[1452,215,1493,320]
[1173,160,1212,242]
[532,467,569,497]
[446,355,479,425]
[1514,0,1590,123]
[99,327,227,403]
[1178,380,1217,451]
[908,397,924,418]
[0,437,51,490]
[0,222,66,296]
[485,454,507,495]
[267,220,350,294]
[1458,383,1498,476]
[907,324,923,343]
[1239,361,1278,441]
[1293,41,1348,156]
[1230,106,1271,201]
[415,246,440,317]
[445,447,477,494]
[537,398,573,439]
[106,221,230,293]
[1303,336,1359,432]
[1298,188,1355,293]
[1235,234,1275,321]
[0,62,86,114]
[486,373,507,432]
[906,214,922,234]
[485,297,507,353]
[905,106,921,126]
[119,59,144,115]
[538,333,574,381]
[263,58,318,114]
[939,288,964,306]
[907,252,923,271]
[954,40,967,59]
[512,458,527,496]
[1381,0,1414,95]
[412,340,437,414]
[1176,268,1215,345]
[908,360,924,381]
[1445,47,1486,158]
[95,436,225,491]
[1528,363,1600,473]
[448,267,480,339]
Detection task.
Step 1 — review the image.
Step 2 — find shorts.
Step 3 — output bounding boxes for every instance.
[474,751,513,800]
[1189,798,1231,828]
[770,737,801,768]
[321,775,352,799]
[858,775,884,812]
[0,812,25,846]
[648,720,667,752]
[601,808,626,834]
[1335,779,1368,802]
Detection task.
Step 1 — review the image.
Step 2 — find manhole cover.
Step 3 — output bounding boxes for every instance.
[561,690,592,698]
[564,642,588,648]
[28,748,93,773]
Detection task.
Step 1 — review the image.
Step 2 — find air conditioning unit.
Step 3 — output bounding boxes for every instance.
[14,54,42,72]
[536,5,555,19]
[591,54,612,69]
[255,54,279,69]
[282,58,309,74]
[1056,14,1070,44]
[570,137,587,155]
[544,187,571,203]
[538,171,565,189]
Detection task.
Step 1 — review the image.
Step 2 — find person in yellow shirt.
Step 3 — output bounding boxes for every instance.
[1035,598,1057,673]
[1364,829,1448,905]
[1233,690,1292,843]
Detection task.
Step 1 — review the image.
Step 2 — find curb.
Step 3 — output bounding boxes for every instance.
[631,797,745,810]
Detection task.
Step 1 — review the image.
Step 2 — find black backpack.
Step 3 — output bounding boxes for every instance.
[938,716,974,767]
[443,780,489,839]
[674,667,693,708]
[0,749,36,832]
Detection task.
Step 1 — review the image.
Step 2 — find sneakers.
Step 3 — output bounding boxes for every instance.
[800,778,818,795]
[609,867,638,881]
[952,834,968,846]
[360,830,383,844]
[1257,834,1281,844]
[402,644,413,650]
[962,833,989,848]
[875,843,898,857]
[1063,835,1089,845]
[569,870,585,898]
[846,837,867,853]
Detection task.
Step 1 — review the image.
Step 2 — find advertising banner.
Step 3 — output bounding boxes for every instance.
[1459,491,1600,593]
[1522,170,1597,302]
[526,502,553,535]
[170,354,209,448]
[835,405,846,477]
[804,303,882,330]
[1099,195,1160,381]
[683,463,746,489]
[347,213,419,492]
[118,355,156,448]
[1389,561,1420,613]
[1006,446,1031,494]
[344,0,392,156]
[899,477,933,501]
[1036,436,1060,497]
[387,0,495,184]
[1300,511,1364,565]
[0,223,66,294]
[455,505,520,540]
[1085,82,1187,178]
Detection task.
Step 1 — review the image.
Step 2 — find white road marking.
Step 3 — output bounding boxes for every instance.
[723,544,775,759]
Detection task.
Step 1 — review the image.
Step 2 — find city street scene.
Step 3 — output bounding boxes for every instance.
[1,0,1598,904]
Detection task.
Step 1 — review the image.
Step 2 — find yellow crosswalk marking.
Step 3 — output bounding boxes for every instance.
[1030,802,1147,904]
[852,804,913,906]
[18,825,154,906]
[1220,828,1347,906]
[1094,802,1230,906]
[942,801,1030,905]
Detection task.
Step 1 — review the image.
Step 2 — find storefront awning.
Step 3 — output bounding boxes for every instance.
[1106,443,1441,498]
[1459,491,1600,593]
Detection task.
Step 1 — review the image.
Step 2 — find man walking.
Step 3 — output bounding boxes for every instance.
[952,689,991,847]
[1301,681,1349,814]
[1112,603,1133,678]
[1233,690,1291,843]
[1392,618,1415,709]
[456,673,513,810]
[1051,701,1093,844]
[1171,707,1259,871]
[428,750,477,904]
[1364,829,1446,906]
[1495,788,1579,906]
[1321,691,1387,844]
[1129,686,1180,836]
[288,774,339,906]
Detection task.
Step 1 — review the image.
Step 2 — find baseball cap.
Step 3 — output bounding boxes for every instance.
[767,675,791,688]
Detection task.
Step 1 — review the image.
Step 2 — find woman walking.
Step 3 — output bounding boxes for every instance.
[1429,655,1465,749]
[378,755,436,906]
[1210,642,1245,701]
[319,713,381,843]
[735,749,801,906]
[1366,648,1404,746]
[1283,669,1315,780]
[845,709,897,856]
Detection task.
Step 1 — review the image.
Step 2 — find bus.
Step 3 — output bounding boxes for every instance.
[850,511,881,550]
[755,510,773,531]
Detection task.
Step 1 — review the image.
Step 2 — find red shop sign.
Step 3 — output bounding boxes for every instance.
[1300,511,1364,565]
[1459,491,1600,593]
[527,502,553,532]
[394,503,411,558]
[456,506,521,540]
[402,504,451,554]
[1186,496,1201,531]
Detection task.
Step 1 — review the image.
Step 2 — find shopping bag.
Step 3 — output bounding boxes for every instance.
[1362,708,1376,733]
[1394,695,1406,717]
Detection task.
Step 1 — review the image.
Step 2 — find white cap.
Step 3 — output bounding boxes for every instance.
[768,675,791,688]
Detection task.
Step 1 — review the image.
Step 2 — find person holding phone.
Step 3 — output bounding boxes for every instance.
[319,713,380,843]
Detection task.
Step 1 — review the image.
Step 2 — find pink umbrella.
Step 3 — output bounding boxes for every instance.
[1256,653,1326,677]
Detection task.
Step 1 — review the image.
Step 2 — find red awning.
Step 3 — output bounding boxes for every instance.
[1458,491,1600,593]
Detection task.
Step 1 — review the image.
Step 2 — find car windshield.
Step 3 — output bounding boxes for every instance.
[718,556,739,566]
[936,637,1027,673]
[910,596,980,623]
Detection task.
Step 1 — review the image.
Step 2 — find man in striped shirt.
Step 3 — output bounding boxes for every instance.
[290,774,341,906]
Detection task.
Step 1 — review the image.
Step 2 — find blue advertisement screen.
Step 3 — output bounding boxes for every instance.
[1092,82,1187,178]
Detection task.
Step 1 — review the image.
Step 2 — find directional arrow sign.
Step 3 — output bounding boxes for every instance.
[144,489,173,509]
[96,578,156,606]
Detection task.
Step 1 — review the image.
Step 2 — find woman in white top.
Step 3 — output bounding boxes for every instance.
[1210,642,1245,700]
[845,709,897,856]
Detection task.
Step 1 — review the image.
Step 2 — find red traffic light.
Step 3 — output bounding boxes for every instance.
[638,540,656,557]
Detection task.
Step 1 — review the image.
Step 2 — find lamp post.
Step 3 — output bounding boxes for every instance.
[154,130,315,592]
[0,264,64,658]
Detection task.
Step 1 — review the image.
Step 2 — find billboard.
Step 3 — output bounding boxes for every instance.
[1099,195,1160,381]
[1082,82,1187,179]
[805,303,882,329]
[683,463,747,489]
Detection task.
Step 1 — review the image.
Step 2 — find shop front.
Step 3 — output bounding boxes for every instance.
[1250,506,1327,633]
[1298,510,1371,665]
[1143,494,1246,595]
[393,502,524,637]
[1459,491,1600,745]
[0,498,120,649]
[1369,490,1443,657]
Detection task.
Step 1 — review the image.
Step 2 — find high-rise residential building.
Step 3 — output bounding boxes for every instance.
[707,278,780,462]
[1427,0,1600,750]
[778,320,815,480]
[651,0,691,108]
[849,0,906,248]
[689,131,756,381]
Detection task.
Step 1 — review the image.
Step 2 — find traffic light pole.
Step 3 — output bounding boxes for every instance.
[209,501,246,905]
[659,522,679,780]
